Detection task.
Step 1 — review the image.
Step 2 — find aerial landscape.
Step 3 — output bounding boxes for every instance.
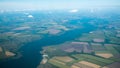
[0,0,120,68]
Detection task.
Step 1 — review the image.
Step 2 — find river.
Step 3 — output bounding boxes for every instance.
[0,23,95,68]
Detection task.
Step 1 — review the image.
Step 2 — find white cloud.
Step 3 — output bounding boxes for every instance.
[28,15,33,18]
[69,9,78,13]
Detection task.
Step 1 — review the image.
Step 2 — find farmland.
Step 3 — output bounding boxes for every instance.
[40,28,120,68]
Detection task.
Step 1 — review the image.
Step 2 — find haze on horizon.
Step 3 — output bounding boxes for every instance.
[0,0,120,10]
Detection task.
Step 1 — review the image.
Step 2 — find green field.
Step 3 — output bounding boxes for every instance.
[78,30,105,42]
[72,54,114,66]
[114,45,120,53]
[48,58,70,68]
[91,44,106,51]
[95,51,111,54]
[105,45,120,55]
[104,30,120,44]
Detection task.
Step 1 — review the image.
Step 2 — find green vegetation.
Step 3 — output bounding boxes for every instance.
[109,37,120,44]
[95,51,110,54]
[0,10,120,68]
[91,44,106,51]
[105,45,120,55]
[109,57,120,62]
[66,60,80,66]
[44,48,68,58]
[104,30,120,44]
[114,45,120,53]
[78,30,105,42]
[72,54,114,66]
[48,59,70,68]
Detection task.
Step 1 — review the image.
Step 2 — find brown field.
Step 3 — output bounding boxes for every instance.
[60,42,84,53]
[71,65,81,68]
[5,51,15,57]
[102,66,109,68]
[64,48,75,53]
[79,61,101,68]
[71,42,89,45]
[95,53,113,58]
[93,39,105,43]
[54,56,74,63]
[55,60,66,65]
[72,63,93,68]
[50,59,66,65]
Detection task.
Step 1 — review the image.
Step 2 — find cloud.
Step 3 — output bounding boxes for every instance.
[69,9,78,13]
[28,15,33,18]
[0,0,120,10]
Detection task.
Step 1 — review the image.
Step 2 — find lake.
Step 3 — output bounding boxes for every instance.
[0,23,95,68]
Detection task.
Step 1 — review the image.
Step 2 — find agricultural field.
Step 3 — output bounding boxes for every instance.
[41,32,120,68]
[0,7,120,68]
[72,54,114,66]
[53,56,74,63]
[78,30,105,42]
[104,44,120,56]
[91,43,106,51]
[48,53,117,68]
[78,61,101,68]
[103,62,120,68]
[48,57,70,68]
[71,61,101,68]
[95,52,113,58]
[104,30,120,44]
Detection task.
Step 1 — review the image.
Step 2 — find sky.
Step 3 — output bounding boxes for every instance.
[0,0,120,10]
